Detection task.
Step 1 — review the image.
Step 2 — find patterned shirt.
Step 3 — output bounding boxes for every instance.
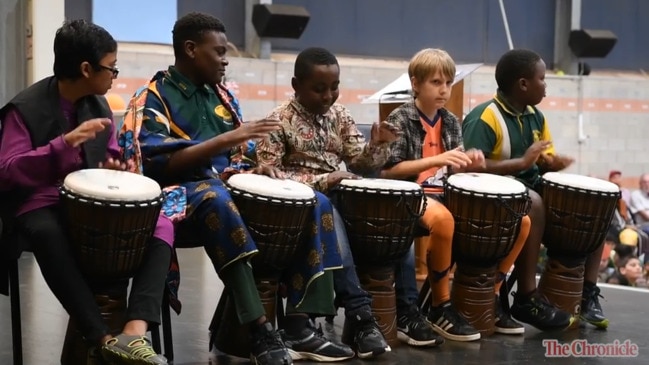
[385,100,463,181]
[257,98,391,192]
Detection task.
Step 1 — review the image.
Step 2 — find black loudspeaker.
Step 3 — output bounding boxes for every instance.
[568,29,617,58]
[252,4,310,39]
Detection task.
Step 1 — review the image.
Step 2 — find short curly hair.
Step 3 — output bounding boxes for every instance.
[172,12,226,59]
[294,47,338,80]
[495,49,542,94]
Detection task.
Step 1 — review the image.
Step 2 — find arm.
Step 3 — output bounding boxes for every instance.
[256,122,330,192]
[381,158,446,180]
[0,108,80,190]
[339,108,390,174]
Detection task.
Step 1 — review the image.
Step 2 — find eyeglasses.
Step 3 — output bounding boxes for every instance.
[99,65,119,78]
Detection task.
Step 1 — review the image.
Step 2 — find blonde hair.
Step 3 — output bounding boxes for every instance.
[408,48,456,86]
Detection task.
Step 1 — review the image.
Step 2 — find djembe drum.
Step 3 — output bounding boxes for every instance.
[58,168,164,364]
[211,174,317,358]
[537,172,619,328]
[334,178,425,347]
[445,173,530,336]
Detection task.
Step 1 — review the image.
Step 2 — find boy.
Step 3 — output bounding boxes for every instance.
[133,13,352,364]
[256,47,439,356]
[462,48,606,329]
[380,48,530,341]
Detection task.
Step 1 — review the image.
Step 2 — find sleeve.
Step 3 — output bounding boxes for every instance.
[383,111,410,169]
[629,191,647,214]
[256,109,330,192]
[461,116,498,159]
[0,108,81,190]
[105,118,121,161]
[338,107,390,174]
[138,88,199,181]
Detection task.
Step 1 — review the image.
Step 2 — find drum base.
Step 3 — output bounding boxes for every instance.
[60,281,129,365]
[343,265,399,348]
[451,265,496,337]
[538,256,585,330]
[211,278,279,358]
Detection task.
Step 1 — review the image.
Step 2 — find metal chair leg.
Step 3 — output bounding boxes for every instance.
[161,294,173,361]
[150,323,162,354]
[9,259,23,365]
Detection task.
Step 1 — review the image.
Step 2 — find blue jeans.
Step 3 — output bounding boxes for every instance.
[332,206,419,317]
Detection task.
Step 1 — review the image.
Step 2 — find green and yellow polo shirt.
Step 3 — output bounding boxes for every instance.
[461,92,555,188]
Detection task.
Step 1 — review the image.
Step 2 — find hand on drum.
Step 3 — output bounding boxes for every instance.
[63,118,112,147]
[251,165,286,179]
[99,157,127,171]
[327,171,360,188]
[230,119,281,143]
[522,140,553,169]
[370,120,402,144]
[453,148,486,172]
[431,147,473,170]
[538,153,574,172]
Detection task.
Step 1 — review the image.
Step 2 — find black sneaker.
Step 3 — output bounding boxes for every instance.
[282,320,355,362]
[510,291,574,331]
[250,322,293,365]
[346,309,391,359]
[397,304,444,347]
[427,301,481,342]
[494,295,524,335]
[580,284,609,329]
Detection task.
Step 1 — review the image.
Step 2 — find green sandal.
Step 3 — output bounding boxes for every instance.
[101,334,168,365]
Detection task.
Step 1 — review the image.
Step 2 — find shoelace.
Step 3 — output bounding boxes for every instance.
[262,329,285,349]
[353,318,382,342]
[127,338,158,359]
[441,304,465,323]
[586,287,604,308]
[405,307,429,329]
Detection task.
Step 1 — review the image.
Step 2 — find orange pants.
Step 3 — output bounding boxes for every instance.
[419,197,531,306]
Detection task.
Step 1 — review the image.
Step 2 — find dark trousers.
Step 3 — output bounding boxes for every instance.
[17,206,171,345]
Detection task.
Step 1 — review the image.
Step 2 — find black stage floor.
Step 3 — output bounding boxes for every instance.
[2,249,647,365]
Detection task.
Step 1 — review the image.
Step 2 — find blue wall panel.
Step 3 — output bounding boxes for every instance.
[66,0,647,70]
[271,0,557,65]
[177,0,245,47]
[581,0,649,71]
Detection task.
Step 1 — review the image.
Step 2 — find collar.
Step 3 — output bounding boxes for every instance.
[403,99,449,127]
[289,97,333,120]
[494,90,535,116]
[164,66,215,98]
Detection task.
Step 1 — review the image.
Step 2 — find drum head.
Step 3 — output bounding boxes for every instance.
[542,172,619,193]
[227,173,315,200]
[447,173,527,195]
[62,169,162,201]
[338,178,422,192]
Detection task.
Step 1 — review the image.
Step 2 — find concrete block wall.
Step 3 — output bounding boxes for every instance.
[111,43,649,189]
